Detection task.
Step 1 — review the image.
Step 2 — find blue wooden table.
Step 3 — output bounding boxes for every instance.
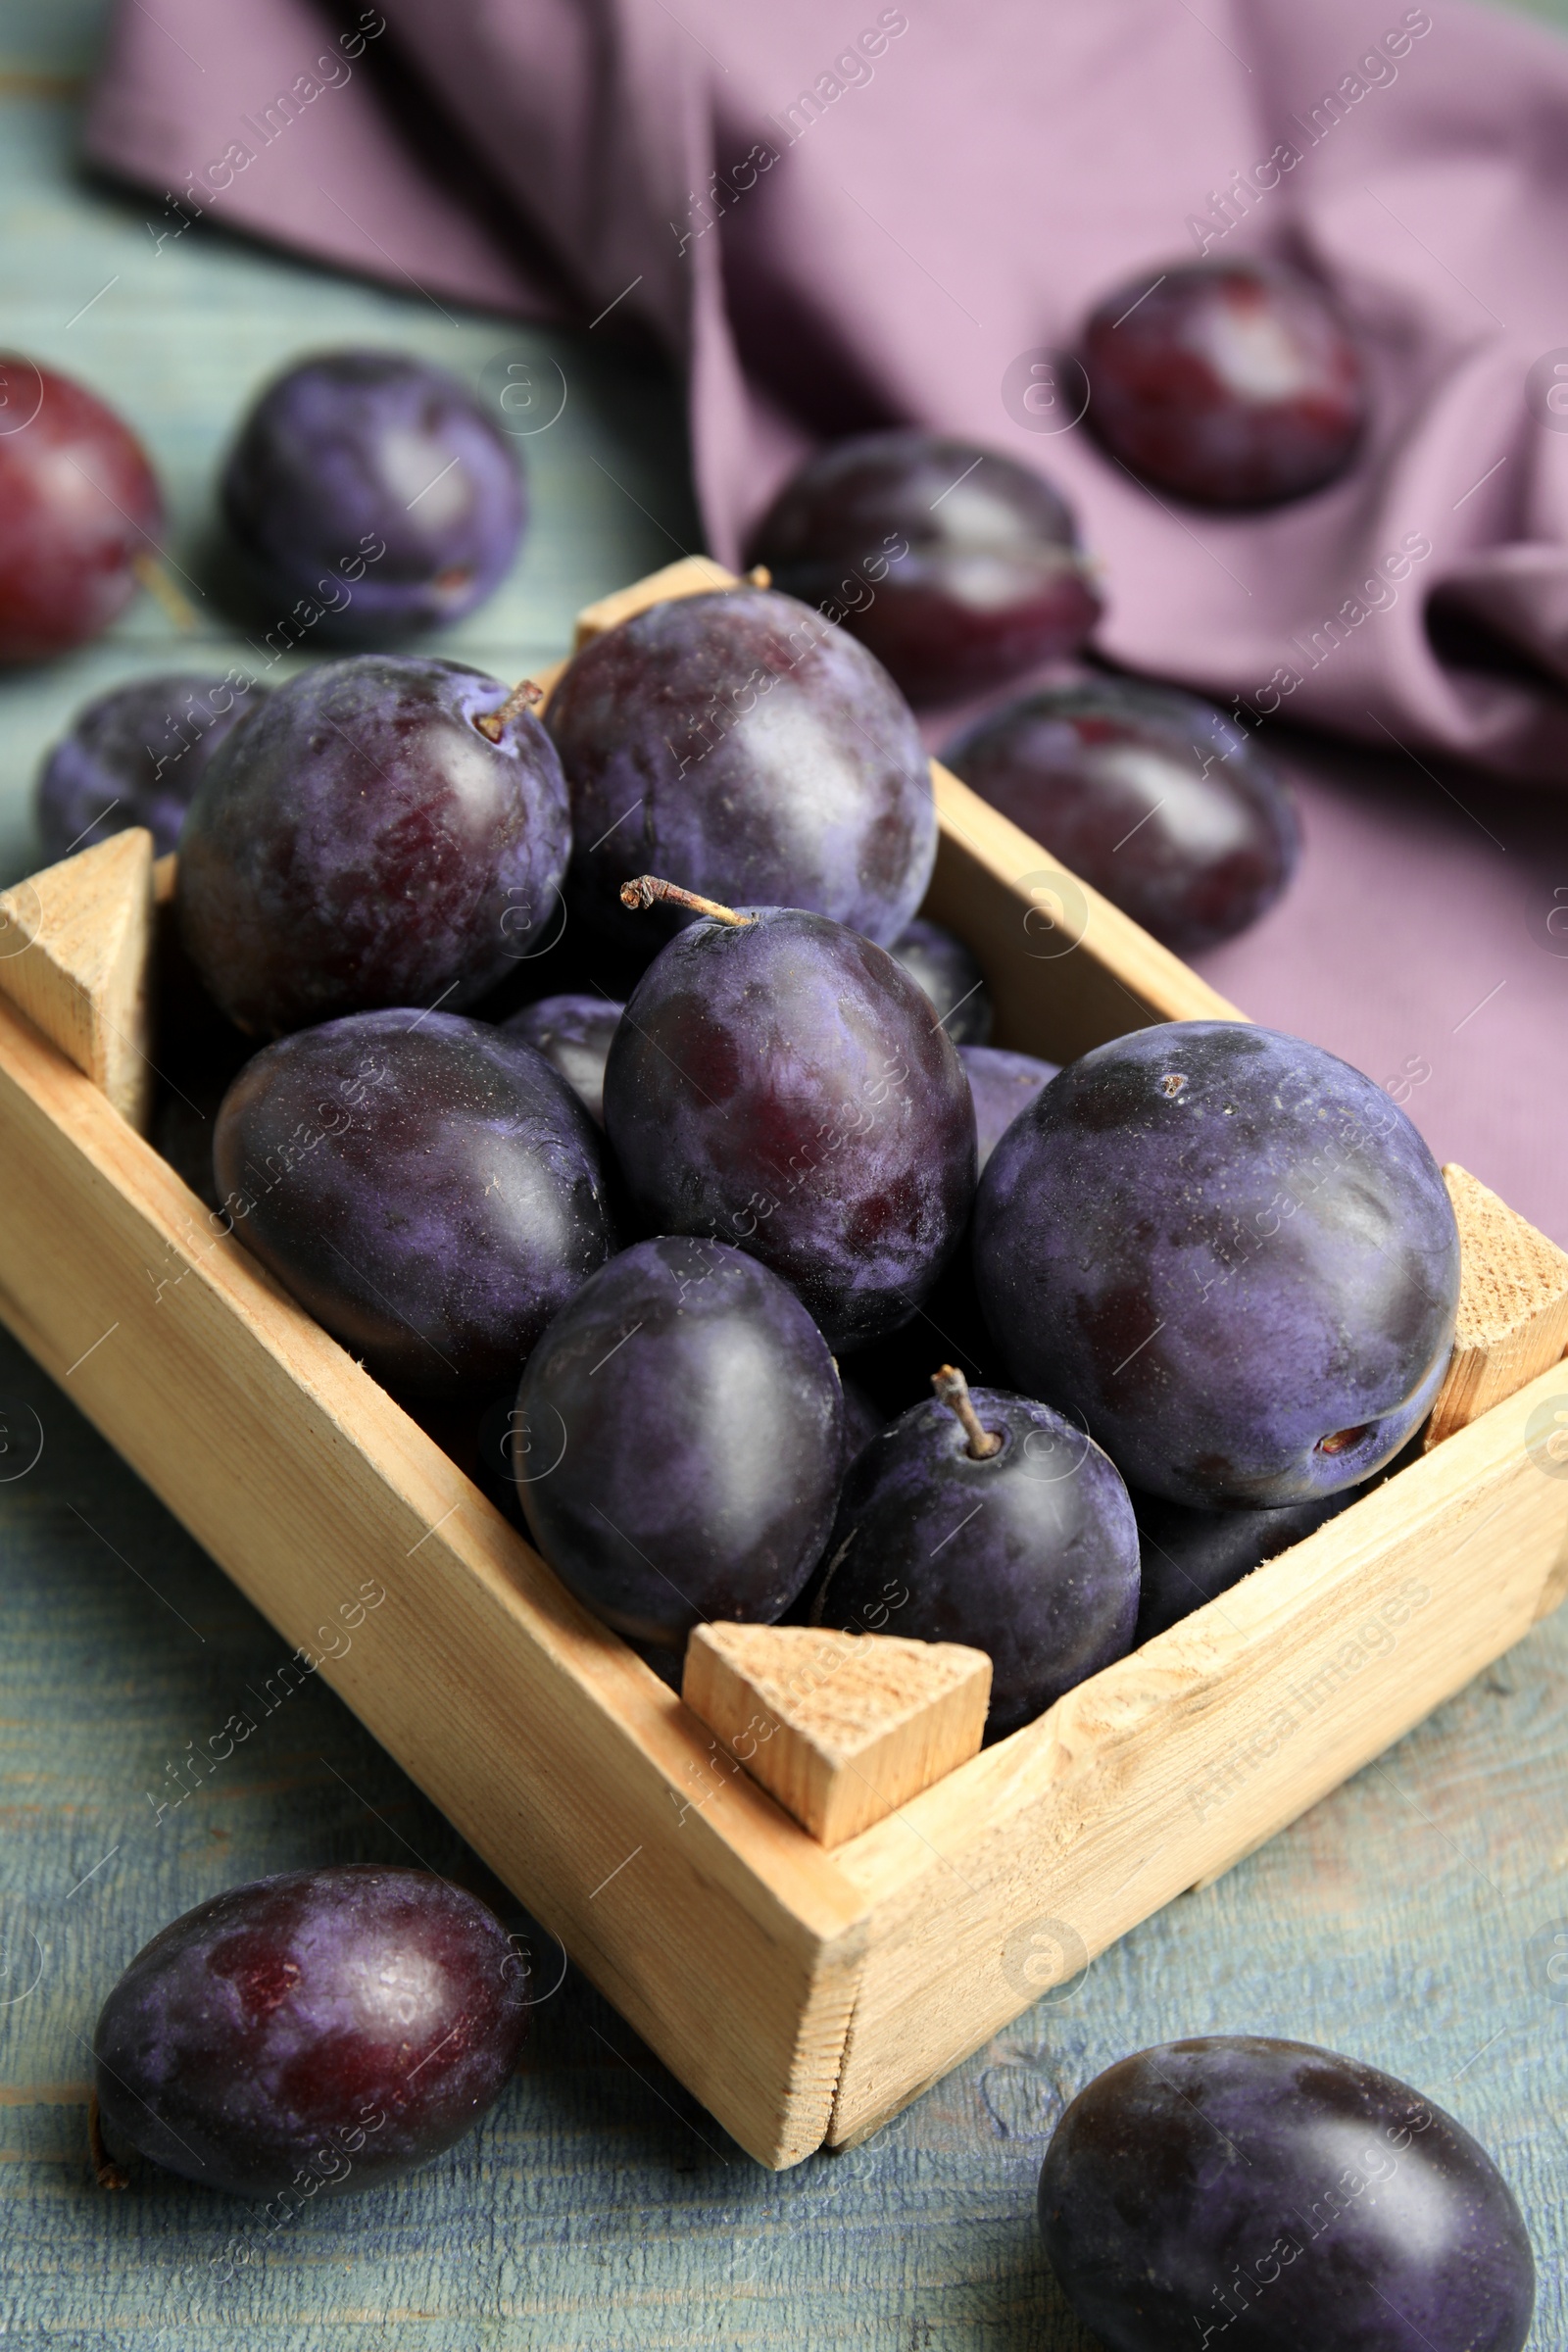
[2,4,1566,2343]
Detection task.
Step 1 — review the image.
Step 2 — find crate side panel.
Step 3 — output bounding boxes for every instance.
[824,1370,1568,2145]
[0,1004,866,2169]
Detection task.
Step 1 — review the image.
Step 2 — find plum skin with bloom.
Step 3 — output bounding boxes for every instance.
[220,350,525,638]
[93,1866,529,2199]
[215,1010,617,1396]
[516,1236,845,1646]
[1039,2036,1535,2352]
[810,1387,1139,1740]
[602,906,976,1352]
[0,359,162,662]
[501,993,621,1124]
[36,672,264,860]
[943,677,1298,954]
[177,655,571,1036]
[744,429,1102,706]
[890,917,992,1046]
[546,588,936,954]
[973,1022,1459,1506]
[961,1044,1059,1170]
[1081,258,1367,508]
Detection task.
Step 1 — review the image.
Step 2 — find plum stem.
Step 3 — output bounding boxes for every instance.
[88,2090,128,2190]
[474,677,545,743]
[745,564,772,588]
[619,875,755,928]
[932,1364,1002,1459]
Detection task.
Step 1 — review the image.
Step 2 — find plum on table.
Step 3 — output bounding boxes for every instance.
[944,677,1298,953]
[960,1044,1059,1170]
[0,358,162,662]
[36,673,266,860]
[973,1021,1460,1506]
[1081,259,1366,507]
[809,1365,1139,1740]
[602,882,976,1351]
[500,992,621,1125]
[220,350,525,638]
[889,917,992,1045]
[515,1235,844,1647]
[1038,2035,1535,2351]
[744,430,1102,705]
[214,1010,616,1395]
[546,586,935,955]
[93,1866,527,2198]
[176,655,570,1036]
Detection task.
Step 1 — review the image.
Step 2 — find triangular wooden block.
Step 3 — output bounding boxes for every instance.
[683,1622,992,1846]
[0,828,156,1131]
[1424,1164,1568,1447]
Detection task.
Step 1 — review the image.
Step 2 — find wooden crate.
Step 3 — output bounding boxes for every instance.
[0,559,1564,2172]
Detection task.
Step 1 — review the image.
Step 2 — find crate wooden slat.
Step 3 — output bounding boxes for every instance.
[0,559,1563,2171]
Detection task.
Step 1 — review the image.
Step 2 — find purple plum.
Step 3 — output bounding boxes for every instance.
[601,892,976,1351]
[220,350,525,638]
[960,1043,1059,1170]
[890,916,992,1045]
[546,587,935,954]
[501,992,620,1124]
[214,1010,616,1395]
[176,655,571,1036]
[1134,1485,1354,1643]
[973,1022,1459,1506]
[515,1235,844,1646]
[35,671,264,860]
[94,1866,527,2198]
[1039,2037,1535,2351]
[809,1367,1139,1740]
[943,677,1298,953]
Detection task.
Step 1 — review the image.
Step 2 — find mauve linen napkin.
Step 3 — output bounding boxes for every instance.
[82,0,1568,1236]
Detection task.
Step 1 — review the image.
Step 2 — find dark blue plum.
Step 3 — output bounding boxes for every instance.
[890,917,992,1045]
[515,1236,844,1646]
[214,1010,616,1395]
[960,1044,1059,1170]
[35,672,264,860]
[744,430,1102,706]
[93,1866,527,2199]
[546,587,935,954]
[501,992,620,1125]
[1082,259,1367,508]
[811,1371,1139,1740]
[840,1377,886,1471]
[1039,2036,1535,2352]
[602,898,976,1351]
[1134,1486,1354,1643]
[220,350,525,638]
[943,677,1298,953]
[177,655,571,1036]
[974,1022,1459,1506]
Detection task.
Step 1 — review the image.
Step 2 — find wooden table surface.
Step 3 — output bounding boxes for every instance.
[2,3,1566,2343]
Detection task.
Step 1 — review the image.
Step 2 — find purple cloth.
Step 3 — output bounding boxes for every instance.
[83,0,1568,1236]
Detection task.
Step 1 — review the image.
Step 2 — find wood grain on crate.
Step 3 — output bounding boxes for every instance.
[683,1623,992,1846]
[1425,1163,1568,1448]
[0,826,154,1129]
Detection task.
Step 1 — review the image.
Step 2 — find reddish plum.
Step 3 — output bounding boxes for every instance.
[745,430,1101,705]
[973,1022,1459,1506]
[546,587,935,954]
[93,1866,527,2198]
[944,677,1298,952]
[0,358,161,661]
[1082,259,1366,507]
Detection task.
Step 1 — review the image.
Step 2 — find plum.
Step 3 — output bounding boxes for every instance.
[220,350,525,638]
[93,1866,527,2198]
[36,672,265,860]
[214,1010,616,1395]
[973,1022,1459,1506]
[960,1044,1059,1170]
[602,886,976,1350]
[501,992,621,1124]
[943,677,1298,953]
[744,430,1101,705]
[890,917,992,1045]
[1134,1486,1354,1642]
[1039,2036,1535,2351]
[809,1366,1139,1740]
[0,358,162,662]
[1081,259,1366,507]
[515,1235,844,1646]
[176,655,570,1036]
[546,587,935,955]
